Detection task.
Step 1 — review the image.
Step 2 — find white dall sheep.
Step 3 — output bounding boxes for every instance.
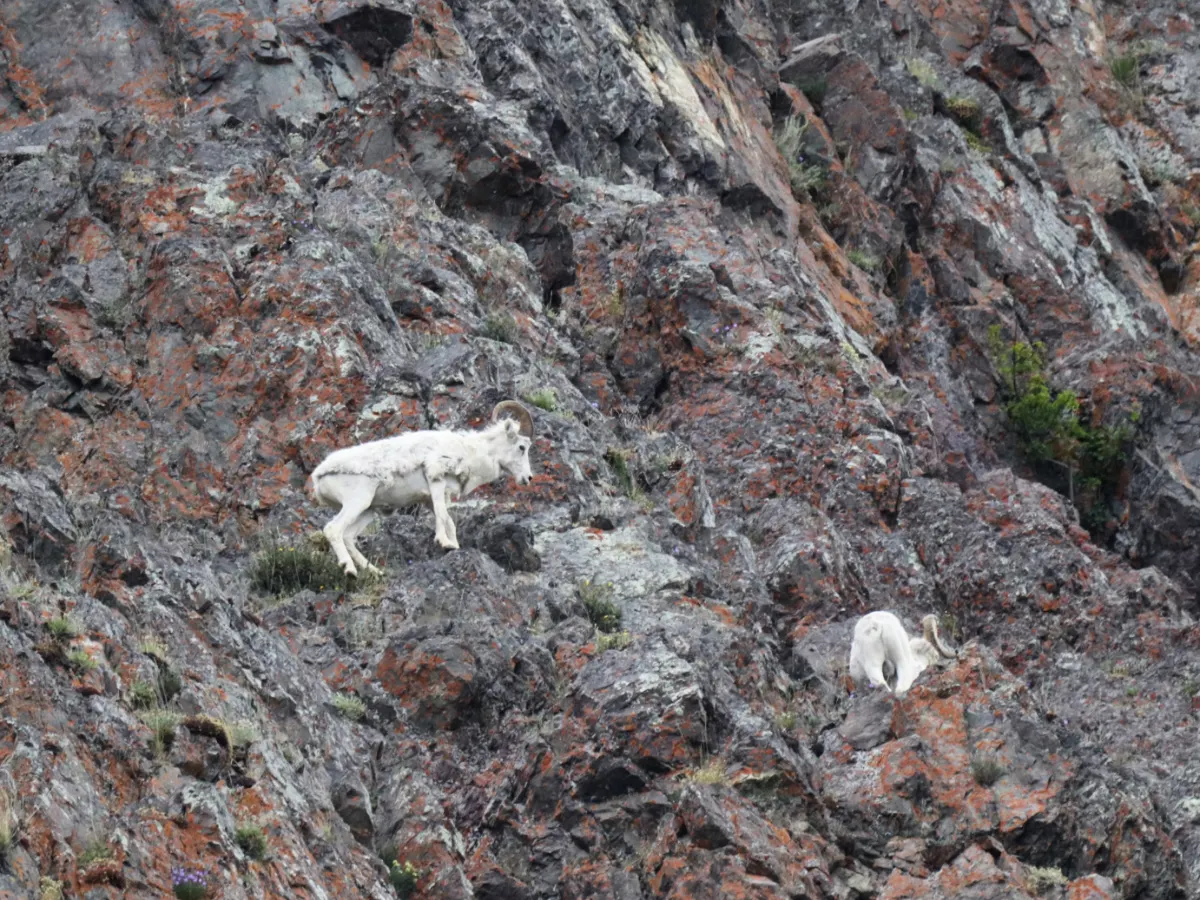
[848,611,956,695]
[311,401,535,576]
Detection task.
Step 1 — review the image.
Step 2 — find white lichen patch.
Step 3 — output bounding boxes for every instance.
[634,29,726,158]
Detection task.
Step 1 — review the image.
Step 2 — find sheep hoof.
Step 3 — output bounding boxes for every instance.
[342,563,359,578]
[365,563,383,576]
[435,536,459,550]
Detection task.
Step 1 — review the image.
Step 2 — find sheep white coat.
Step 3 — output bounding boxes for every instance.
[848,611,955,695]
[311,401,534,576]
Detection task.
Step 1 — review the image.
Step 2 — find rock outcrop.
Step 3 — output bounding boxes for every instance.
[2,0,1199,897]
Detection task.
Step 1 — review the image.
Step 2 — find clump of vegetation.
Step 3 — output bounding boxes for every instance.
[332,692,367,721]
[0,788,17,868]
[389,859,420,898]
[579,580,622,634]
[970,754,1006,787]
[128,680,158,710]
[689,758,729,785]
[964,130,990,153]
[792,74,828,109]
[944,95,983,132]
[846,249,880,272]
[157,665,183,703]
[139,709,181,758]
[235,822,269,860]
[78,841,114,868]
[1109,53,1140,89]
[228,721,260,749]
[138,637,168,663]
[775,711,798,731]
[249,543,354,597]
[773,115,827,201]
[66,649,97,674]
[172,867,209,899]
[480,311,520,344]
[987,326,1137,532]
[596,631,632,652]
[1181,678,1200,698]
[904,56,939,88]
[39,877,64,900]
[1025,865,1069,893]
[45,615,80,642]
[525,387,558,412]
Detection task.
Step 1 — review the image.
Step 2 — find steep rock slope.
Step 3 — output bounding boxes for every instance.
[1,0,1199,898]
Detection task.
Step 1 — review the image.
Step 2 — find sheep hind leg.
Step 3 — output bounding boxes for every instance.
[344,510,382,577]
[321,480,377,577]
[427,478,459,550]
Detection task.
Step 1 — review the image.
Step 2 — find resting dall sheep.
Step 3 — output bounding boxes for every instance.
[848,610,956,695]
[311,401,535,576]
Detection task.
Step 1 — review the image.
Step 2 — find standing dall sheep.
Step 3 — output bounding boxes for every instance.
[311,401,535,576]
[848,611,957,695]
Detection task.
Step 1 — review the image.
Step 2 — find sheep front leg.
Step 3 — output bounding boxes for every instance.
[427,478,459,550]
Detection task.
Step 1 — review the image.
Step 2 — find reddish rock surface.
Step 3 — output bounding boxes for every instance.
[2,0,1200,897]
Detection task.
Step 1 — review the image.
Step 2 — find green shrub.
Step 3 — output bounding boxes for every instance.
[332,692,367,721]
[39,877,64,900]
[579,580,622,634]
[525,388,558,412]
[249,544,353,597]
[775,711,798,731]
[986,325,1136,530]
[235,823,268,860]
[480,311,520,344]
[970,754,1005,786]
[389,860,420,898]
[773,115,827,201]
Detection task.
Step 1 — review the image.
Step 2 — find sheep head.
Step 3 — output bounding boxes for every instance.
[491,400,535,485]
[920,614,957,659]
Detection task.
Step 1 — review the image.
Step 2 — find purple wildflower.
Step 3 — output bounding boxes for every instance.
[172,867,209,900]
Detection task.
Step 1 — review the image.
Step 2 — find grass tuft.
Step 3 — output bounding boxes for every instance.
[773,115,827,201]
[45,616,80,642]
[480,311,520,344]
[579,580,622,634]
[66,649,97,673]
[235,823,269,860]
[332,692,367,721]
[249,544,353,597]
[971,754,1006,786]
[525,387,558,412]
[596,631,632,652]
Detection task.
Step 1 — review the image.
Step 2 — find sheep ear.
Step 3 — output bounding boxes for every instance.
[504,419,519,437]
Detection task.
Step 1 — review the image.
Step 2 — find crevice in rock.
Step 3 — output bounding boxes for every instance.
[323,8,414,68]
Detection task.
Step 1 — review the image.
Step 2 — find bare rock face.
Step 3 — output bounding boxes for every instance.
[3,0,1200,897]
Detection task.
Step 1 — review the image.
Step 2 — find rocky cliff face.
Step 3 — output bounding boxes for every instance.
[1,0,1199,897]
